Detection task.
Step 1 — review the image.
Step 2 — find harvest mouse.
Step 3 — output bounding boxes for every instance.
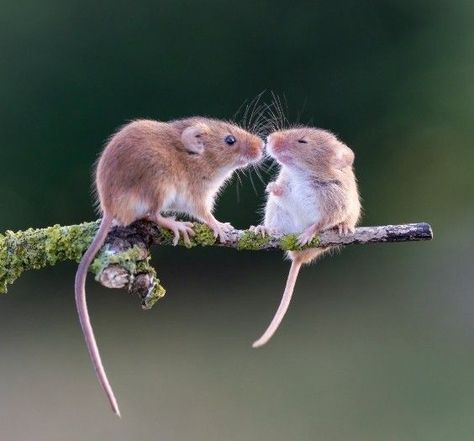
[75,117,264,416]
[251,127,361,348]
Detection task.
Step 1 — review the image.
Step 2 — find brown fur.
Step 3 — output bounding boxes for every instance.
[78,117,264,415]
[96,118,262,224]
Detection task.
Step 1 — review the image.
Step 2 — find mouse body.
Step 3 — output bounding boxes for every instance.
[252,127,361,348]
[76,117,264,415]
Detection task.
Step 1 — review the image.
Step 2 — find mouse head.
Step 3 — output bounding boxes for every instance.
[266,127,355,178]
[178,118,264,172]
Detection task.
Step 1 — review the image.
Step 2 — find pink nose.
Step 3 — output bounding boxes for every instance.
[246,138,264,159]
[266,133,284,154]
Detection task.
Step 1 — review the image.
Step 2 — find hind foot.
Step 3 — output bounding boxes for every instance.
[154,214,195,246]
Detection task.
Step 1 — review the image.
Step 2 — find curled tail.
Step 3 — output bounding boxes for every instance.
[74,213,121,417]
[252,258,303,348]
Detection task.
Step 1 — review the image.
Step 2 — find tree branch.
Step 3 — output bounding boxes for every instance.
[0,220,433,309]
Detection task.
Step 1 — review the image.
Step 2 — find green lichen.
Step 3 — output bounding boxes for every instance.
[158,223,217,248]
[0,219,321,299]
[280,234,321,251]
[0,221,99,293]
[142,281,166,310]
[0,218,169,311]
[191,223,217,246]
[138,262,166,310]
[237,231,271,250]
[90,245,145,280]
[279,234,299,251]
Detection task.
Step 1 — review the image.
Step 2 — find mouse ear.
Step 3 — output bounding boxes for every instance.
[334,145,355,169]
[181,123,209,154]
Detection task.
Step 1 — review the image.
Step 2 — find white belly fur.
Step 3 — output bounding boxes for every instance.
[265,176,322,234]
[162,188,193,215]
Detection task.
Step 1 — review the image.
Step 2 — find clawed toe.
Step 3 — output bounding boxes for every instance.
[155,216,196,246]
[297,233,311,247]
[209,221,235,243]
[297,224,320,247]
[250,225,269,237]
[337,223,354,236]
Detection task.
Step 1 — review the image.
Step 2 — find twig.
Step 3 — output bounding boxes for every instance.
[0,220,433,309]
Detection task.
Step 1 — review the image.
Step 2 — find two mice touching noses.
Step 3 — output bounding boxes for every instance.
[76,116,361,416]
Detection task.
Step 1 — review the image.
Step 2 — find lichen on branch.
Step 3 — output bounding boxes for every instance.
[0,220,432,309]
[0,222,98,293]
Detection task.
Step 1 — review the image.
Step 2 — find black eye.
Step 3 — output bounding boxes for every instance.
[225,135,236,145]
[298,139,307,144]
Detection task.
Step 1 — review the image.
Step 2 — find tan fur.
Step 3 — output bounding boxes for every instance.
[253,127,361,347]
[96,118,262,224]
[78,117,264,415]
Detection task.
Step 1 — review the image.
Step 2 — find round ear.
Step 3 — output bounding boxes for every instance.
[181,123,209,155]
[334,144,355,169]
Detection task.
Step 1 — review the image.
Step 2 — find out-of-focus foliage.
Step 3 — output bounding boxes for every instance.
[0,1,473,440]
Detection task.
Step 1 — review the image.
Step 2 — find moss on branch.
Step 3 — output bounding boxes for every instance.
[0,219,432,309]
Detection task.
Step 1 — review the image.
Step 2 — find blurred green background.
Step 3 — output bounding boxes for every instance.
[1,1,473,440]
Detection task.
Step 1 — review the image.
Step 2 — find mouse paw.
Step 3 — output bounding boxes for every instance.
[249,224,270,237]
[266,182,285,197]
[209,220,234,243]
[297,223,321,247]
[336,222,355,236]
[156,215,195,246]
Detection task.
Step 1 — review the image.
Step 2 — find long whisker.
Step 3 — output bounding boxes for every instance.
[251,163,266,186]
[263,101,281,133]
[232,97,250,125]
[295,96,308,125]
[271,92,289,129]
[247,168,258,195]
[234,169,244,203]
[247,91,267,133]
[252,107,271,137]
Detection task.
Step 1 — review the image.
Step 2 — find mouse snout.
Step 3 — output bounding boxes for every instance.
[244,136,264,161]
[266,132,285,156]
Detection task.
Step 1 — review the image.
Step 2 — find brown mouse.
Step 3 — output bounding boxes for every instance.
[75,117,264,416]
[251,127,361,348]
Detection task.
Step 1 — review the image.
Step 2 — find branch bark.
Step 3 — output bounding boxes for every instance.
[0,220,433,309]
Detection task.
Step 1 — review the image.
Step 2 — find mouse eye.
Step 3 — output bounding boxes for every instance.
[224,135,236,145]
[298,139,307,144]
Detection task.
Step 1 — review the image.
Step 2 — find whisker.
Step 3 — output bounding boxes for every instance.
[251,163,266,186]
[263,101,281,133]
[234,169,243,203]
[295,96,308,125]
[271,92,289,130]
[247,91,267,133]
[235,178,240,203]
[266,160,278,172]
[250,105,266,134]
[247,168,258,195]
[232,98,250,126]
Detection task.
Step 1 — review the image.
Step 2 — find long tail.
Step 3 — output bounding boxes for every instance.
[74,213,121,417]
[252,258,303,348]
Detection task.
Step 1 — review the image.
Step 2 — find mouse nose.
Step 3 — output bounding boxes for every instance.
[264,134,274,151]
[244,136,264,161]
[266,133,280,150]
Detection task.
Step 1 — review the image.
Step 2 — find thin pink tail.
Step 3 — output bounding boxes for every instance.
[252,259,303,348]
[74,213,121,417]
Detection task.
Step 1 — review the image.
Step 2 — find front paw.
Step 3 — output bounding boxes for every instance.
[336,222,355,236]
[266,182,284,197]
[209,221,234,243]
[249,225,273,237]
